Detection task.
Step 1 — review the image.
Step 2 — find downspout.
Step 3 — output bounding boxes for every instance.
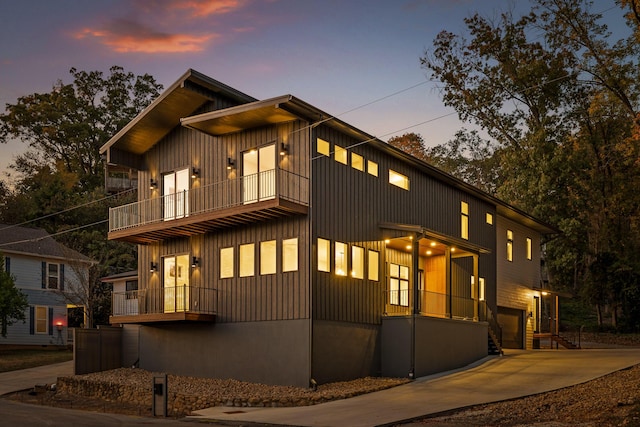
[308,123,315,388]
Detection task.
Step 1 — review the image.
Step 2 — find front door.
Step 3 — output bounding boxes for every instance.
[163,255,189,312]
[163,168,189,220]
[242,145,275,204]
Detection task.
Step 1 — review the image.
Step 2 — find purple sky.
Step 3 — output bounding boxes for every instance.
[0,0,623,178]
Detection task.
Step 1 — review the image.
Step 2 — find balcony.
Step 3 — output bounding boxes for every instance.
[385,290,477,320]
[108,169,309,243]
[110,286,217,324]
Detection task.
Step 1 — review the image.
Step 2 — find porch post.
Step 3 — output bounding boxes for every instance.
[473,254,479,321]
[410,232,420,379]
[445,247,452,318]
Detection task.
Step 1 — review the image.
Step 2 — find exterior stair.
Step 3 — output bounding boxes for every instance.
[551,333,580,349]
[488,328,503,355]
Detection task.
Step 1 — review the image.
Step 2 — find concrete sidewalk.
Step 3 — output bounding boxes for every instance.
[190,349,640,427]
[0,360,73,396]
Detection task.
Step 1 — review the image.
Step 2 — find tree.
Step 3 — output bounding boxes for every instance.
[388,132,429,161]
[0,256,28,338]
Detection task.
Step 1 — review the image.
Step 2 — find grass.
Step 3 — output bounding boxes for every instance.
[0,349,73,373]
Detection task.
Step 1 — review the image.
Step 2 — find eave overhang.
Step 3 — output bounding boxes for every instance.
[379,222,492,255]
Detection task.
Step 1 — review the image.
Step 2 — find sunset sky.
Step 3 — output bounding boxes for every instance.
[0,0,624,176]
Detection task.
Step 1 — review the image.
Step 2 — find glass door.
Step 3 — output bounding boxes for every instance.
[242,145,275,204]
[163,255,190,313]
[163,168,189,220]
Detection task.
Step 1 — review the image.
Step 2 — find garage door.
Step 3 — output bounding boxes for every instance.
[497,307,523,349]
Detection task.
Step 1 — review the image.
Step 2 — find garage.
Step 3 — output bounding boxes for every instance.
[497,306,524,349]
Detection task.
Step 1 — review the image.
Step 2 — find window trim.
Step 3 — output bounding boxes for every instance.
[35,305,48,334]
[239,243,255,277]
[260,240,277,275]
[335,241,348,276]
[317,238,330,272]
[220,247,234,279]
[282,238,298,272]
[506,230,514,262]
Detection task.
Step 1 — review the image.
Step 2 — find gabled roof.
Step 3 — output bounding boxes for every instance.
[100,69,256,158]
[0,224,91,262]
[100,270,138,282]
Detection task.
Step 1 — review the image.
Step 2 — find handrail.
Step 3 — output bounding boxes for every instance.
[112,286,217,316]
[385,289,477,321]
[108,169,309,232]
[479,300,503,349]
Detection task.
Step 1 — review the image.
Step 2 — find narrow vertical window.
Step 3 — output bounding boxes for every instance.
[389,263,409,307]
[335,241,348,276]
[220,247,234,278]
[260,240,277,275]
[334,145,347,165]
[389,170,409,190]
[479,278,485,301]
[351,246,364,279]
[351,153,364,171]
[486,212,493,225]
[282,238,298,272]
[368,250,379,281]
[318,238,330,272]
[506,230,514,262]
[367,160,378,177]
[35,306,47,334]
[526,237,532,261]
[239,243,255,277]
[461,201,469,240]
[317,138,330,156]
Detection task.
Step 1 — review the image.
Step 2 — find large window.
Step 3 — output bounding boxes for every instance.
[318,238,330,272]
[243,145,275,204]
[35,306,47,334]
[335,241,348,276]
[389,170,409,190]
[368,250,379,281]
[282,238,298,272]
[220,247,234,278]
[389,263,409,306]
[507,230,514,262]
[163,168,189,220]
[351,246,364,279]
[239,244,255,277]
[47,263,59,289]
[260,240,277,275]
[461,201,469,240]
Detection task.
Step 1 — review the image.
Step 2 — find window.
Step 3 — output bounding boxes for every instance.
[335,241,347,276]
[526,238,532,261]
[351,153,364,171]
[48,263,59,289]
[282,238,298,272]
[317,138,330,156]
[389,263,409,306]
[461,201,469,240]
[260,240,277,275]
[351,246,364,279]
[163,168,190,220]
[125,280,138,299]
[220,247,234,278]
[318,238,330,272]
[389,169,409,190]
[239,244,255,277]
[486,212,493,225]
[243,144,275,204]
[367,160,378,177]
[334,145,347,165]
[479,278,485,301]
[35,306,47,334]
[506,230,514,262]
[368,250,379,281]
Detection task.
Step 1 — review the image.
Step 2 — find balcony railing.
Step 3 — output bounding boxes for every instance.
[111,286,217,323]
[385,290,477,320]
[110,169,308,232]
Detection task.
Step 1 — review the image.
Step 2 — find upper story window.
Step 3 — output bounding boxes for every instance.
[389,170,409,190]
[506,230,514,262]
[334,145,347,165]
[486,212,493,225]
[461,201,469,240]
[47,263,59,289]
[367,160,378,177]
[317,138,330,156]
[526,237,532,261]
[317,238,330,272]
[351,153,364,172]
[368,250,380,281]
[335,241,348,276]
[351,246,364,279]
[243,144,275,203]
[163,168,190,220]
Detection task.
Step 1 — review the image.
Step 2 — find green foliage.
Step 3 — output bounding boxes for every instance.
[0,256,28,338]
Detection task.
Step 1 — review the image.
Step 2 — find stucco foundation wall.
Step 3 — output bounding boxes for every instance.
[312,320,381,384]
[137,319,311,388]
[382,316,488,378]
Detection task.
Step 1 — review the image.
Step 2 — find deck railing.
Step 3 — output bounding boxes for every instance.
[112,286,217,317]
[109,169,309,232]
[385,290,477,320]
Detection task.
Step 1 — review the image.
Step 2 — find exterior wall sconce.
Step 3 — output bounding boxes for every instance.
[279,142,289,156]
[227,157,235,170]
[191,256,200,268]
[528,311,534,318]
[149,178,158,190]
[150,262,157,273]
[191,167,200,178]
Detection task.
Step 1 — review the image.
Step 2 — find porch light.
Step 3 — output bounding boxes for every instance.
[191,167,200,178]
[191,256,200,268]
[150,262,157,273]
[430,241,437,247]
[149,178,158,190]
[451,247,456,252]
[384,239,390,244]
[541,291,549,296]
[227,157,235,170]
[426,250,432,255]
[279,142,289,156]
[406,245,412,250]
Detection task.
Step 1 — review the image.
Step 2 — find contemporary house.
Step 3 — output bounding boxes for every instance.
[0,224,91,347]
[101,69,556,387]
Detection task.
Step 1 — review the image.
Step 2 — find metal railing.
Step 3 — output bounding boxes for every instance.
[385,289,477,321]
[112,286,217,317]
[109,169,309,232]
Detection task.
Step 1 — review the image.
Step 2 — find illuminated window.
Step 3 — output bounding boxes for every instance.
[35,306,47,334]
[220,247,234,278]
[507,230,513,262]
[479,278,485,301]
[367,160,378,177]
[461,201,469,240]
[368,250,379,281]
[317,138,330,156]
[318,238,330,272]
[486,212,493,225]
[389,263,409,306]
[334,145,347,165]
[351,246,364,279]
[239,243,255,277]
[283,238,298,272]
[389,170,409,190]
[260,240,277,275]
[526,238,532,261]
[335,241,348,276]
[351,153,364,171]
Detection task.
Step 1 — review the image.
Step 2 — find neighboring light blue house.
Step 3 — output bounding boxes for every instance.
[0,224,91,347]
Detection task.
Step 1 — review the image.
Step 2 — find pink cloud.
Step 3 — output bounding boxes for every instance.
[168,0,246,17]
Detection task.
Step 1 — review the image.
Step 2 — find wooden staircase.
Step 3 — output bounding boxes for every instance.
[488,328,503,355]
[551,333,580,349]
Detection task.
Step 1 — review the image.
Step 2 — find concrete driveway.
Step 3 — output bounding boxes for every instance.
[190,349,640,427]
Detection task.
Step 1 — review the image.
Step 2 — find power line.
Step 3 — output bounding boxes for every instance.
[0,219,108,248]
